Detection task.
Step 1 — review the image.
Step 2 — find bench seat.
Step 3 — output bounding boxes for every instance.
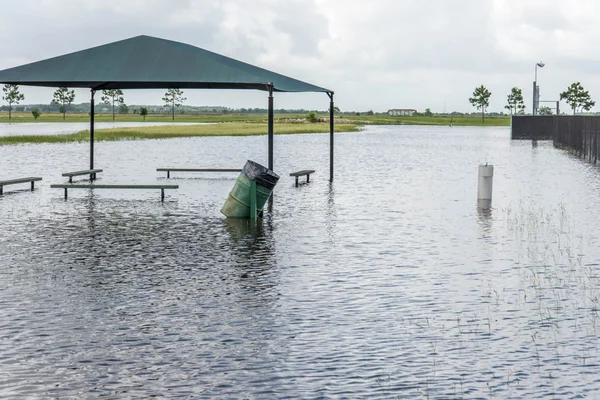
[50,183,179,201]
[0,177,42,194]
[62,169,103,182]
[157,168,242,178]
[289,170,315,187]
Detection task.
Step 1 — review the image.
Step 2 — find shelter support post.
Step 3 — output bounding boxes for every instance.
[328,92,335,182]
[90,89,95,171]
[268,84,274,172]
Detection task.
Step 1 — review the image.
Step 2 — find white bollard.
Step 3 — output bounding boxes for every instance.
[477,164,493,201]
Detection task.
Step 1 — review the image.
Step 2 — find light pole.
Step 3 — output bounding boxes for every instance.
[533,61,545,115]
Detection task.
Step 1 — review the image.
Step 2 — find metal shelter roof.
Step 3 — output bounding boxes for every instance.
[0,35,331,93]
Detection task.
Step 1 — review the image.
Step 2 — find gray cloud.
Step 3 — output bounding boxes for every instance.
[1,0,600,112]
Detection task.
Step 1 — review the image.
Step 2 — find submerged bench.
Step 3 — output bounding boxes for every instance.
[62,169,103,182]
[50,184,179,201]
[157,168,242,178]
[290,170,315,187]
[0,177,42,195]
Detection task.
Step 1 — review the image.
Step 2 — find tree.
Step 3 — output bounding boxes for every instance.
[538,106,552,115]
[139,107,148,121]
[52,87,75,120]
[101,89,124,120]
[306,111,318,123]
[2,84,25,120]
[504,87,525,115]
[162,88,186,120]
[119,103,129,114]
[424,108,433,116]
[559,82,595,114]
[31,108,41,120]
[469,85,492,123]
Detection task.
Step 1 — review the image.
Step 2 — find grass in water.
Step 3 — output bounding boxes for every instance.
[0,111,510,126]
[0,122,359,146]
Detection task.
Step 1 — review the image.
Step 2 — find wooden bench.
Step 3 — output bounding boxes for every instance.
[290,170,315,187]
[50,184,179,201]
[0,177,43,195]
[157,168,242,178]
[62,169,103,182]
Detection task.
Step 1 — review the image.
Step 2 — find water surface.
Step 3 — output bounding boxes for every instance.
[1,125,600,398]
[0,121,210,136]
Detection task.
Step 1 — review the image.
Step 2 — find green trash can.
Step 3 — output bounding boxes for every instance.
[221,160,280,218]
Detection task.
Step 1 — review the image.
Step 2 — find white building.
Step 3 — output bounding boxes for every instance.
[388,108,417,116]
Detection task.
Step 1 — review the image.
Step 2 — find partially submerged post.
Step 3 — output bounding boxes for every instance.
[477,164,494,201]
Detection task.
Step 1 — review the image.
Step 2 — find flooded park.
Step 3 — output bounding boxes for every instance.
[1,124,600,398]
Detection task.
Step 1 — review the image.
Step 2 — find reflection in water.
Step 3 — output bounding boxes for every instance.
[476,199,493,235]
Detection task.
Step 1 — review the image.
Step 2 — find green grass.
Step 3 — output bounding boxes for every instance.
[0,111,510,126]
[0,122,359,145]
[346,114,510,126]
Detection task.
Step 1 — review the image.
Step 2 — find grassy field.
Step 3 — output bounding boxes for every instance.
[0,122,359,146]
[0,111,510,126]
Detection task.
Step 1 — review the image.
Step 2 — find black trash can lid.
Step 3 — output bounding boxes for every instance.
[243,160,280,190]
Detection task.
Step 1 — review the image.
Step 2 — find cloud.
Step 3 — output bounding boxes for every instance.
[1,0,600,112]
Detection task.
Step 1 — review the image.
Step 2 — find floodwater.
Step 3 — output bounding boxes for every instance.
[1,125,600,398]
[0,121,209,136]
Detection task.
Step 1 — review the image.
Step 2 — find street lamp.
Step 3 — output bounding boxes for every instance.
[533,61,545,115]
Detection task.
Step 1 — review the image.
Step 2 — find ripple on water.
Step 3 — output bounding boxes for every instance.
[1,127,600,398]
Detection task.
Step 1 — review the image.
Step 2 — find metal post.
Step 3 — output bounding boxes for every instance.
[267,84,274,172]
[556,101,560,116]
[90,89,95,170]
[328,92,335,182]
[532,81,537,115]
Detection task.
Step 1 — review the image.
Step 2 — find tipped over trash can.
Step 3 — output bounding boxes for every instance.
[221,160,280,218]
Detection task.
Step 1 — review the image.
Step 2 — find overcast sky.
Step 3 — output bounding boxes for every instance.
[1,0,599,113]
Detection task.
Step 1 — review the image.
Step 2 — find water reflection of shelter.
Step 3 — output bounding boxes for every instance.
[0,35,337,181]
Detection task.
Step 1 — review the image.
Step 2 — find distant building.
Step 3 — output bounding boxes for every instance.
[388,108,417,116]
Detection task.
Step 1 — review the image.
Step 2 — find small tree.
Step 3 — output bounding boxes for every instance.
[504,87,525,115]
[424,108,433,116]
[306,111,318,123]
[119,103,129,114]
[139,107,148,121]
[560,82,595,114]
[52,87,75,120]
[2,84,25,120]
[31,108,41,120]
[162,88,186,120]
[469,85,492,123]
[101,89,125,120]
[538,106,553,115]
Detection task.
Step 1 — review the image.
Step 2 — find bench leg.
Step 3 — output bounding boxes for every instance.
[0,186,3,195]
[295,176,299,187]
[161,189,165,202]
[69,176,73,183]
[167,171,170,179]
[306,174,310,184]
[31,181,35,191]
